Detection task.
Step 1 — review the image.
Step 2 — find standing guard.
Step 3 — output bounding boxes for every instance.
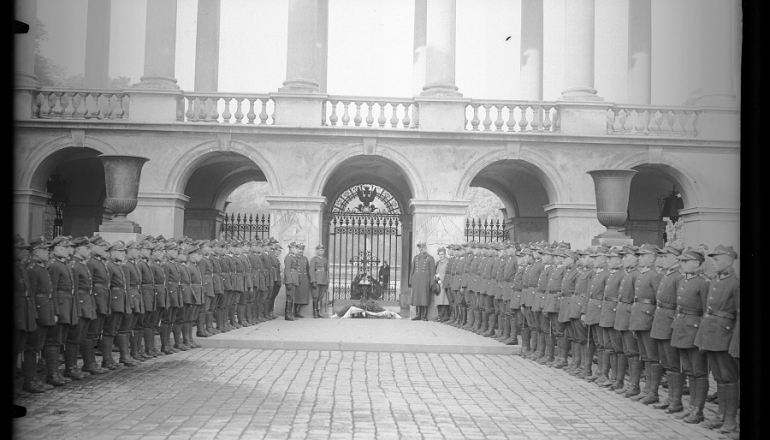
[124,241,146,362]
[596,247,626,388]
[186,246,204,348]
[85,237,110,373]
[137,241,158,356]
[613,246,641,396]
[283,242,300,321]
[104,241,136,367]
[295,244,311,318]
[148,242,168,354]
[582,246,610,378]
[65,236,97,379]
[309,244,329,319]
[409,242,435,321]
[48,236,79,384]
[270,240,283,320]
[16,236,45,394]
[567,249,593,375]
[554,249,579,368]
[196,240,215,337]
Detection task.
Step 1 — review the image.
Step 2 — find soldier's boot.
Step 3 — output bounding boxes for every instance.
[683,376,709,424]
[640,362,663,405]
[142,328,157,358]
[594,350,612,385]
[172,324,189,351]
[676,375,697,419]
[553,338,570,369]
[100,336,118,370]
[519,326,531,357]
[462,307,475,329]
[497,315,509,341]
[610,354,628,391]
[585,348,603,382]
[159,325,173,355]
[631,361,652,401]
[237,305,249,327]
[717,383,740,433]
[63,343,84,380]
[80,339,106,375]
[454,306,465,327]
[538,335,555,365]
[505,316,520,346]
[579,344,596,378]
[601,353,618,387]
[285,299,295,321]
[128,332,143,362]
[566,343,580,373]
[661,372,684,412]
[528,332,543,360]
[117,334,138,367]
[22,352,47,393]
[483,313,497,337]
[701,383,726,428]
[181,323,192,348]
[622,357,643,398]
[471,310,482,332]
[136,331,151,360]
[217,310,228,332]
[206,312,218,335]
[196,313,210,338]
[189,323,201,348]
[294,303,304,319]
[313,300,320,319]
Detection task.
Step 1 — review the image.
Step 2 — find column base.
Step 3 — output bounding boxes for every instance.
[270,92,327,127]
[591,236,634,247]
[99,220,142,233]
[96,232,146,244]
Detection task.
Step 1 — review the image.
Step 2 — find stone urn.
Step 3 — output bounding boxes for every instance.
[587,169,637,243]
[98,154,150,233]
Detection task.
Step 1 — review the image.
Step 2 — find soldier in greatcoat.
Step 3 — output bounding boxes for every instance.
[269,239,283,319]
[247,241,265,324]
[309,244,329,319]
[694,246,739,434]
[522,246,546,357]
[197,240,216,335]
[580,246,609,378]
[149,242,169,351]
[295,244,311,317]
[104,241,136,368]
[186,246,204,347]
[15,236,44,394]
[449,244,469,327]
[596,247,626,388]
[498,244,518,342]
[137,241,158,356]
[48,236,79,384]
[554,249,578,368]
[409,241,435,321]
[530,246,554,361]
[64,236,96,379]
[161,243,183,352]
[461,243,481,329]
[541,248,567,366]
[85,237,110,372]
[124,241,146,362]
[566,249,591,373]
[258,241,273,321]
[283,242,300,321]
[174,246,193,350]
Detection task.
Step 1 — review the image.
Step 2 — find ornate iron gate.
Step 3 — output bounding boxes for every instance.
[465,218,507,243]
[220,213,270,241]
[328,185,402,303]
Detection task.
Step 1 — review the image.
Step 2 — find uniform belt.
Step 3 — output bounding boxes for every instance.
[141,283,153,286]
[538,289,546,293]
[603,296,618,303]
[705,308,735,320]
[93,283,108,288]
[634,297,656,305]
[618,297,633,304]
[657,301,676,310]
[34,294,51,298]
[561,292,574,297]
[677,306,703,316]
[546,290,561,294]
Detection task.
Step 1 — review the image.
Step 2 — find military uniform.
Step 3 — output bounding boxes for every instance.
[613,253,640,396]
[269,242,283,319]
[161,249,182,352]
[583,254,610,379]
[460,248,478,329]
[513,256,533,354]
[568,261,593,374]
[137,251,157,356]
[66,246,96,379]
[124,253,146,362]
[186,249,203,348]
[597,256,625,389]
[309,245,329,319]
[410,243,435,320]
[295,249,311,312]
[442,248,457,322]
[85,248,110,370]
[283,245,300,320]
[259,248,273,321]
[450,247,468,326]
[499,248,519,344]
[104,243,136,368]
[26,238,60,388]
[174,254,193,349]
[556,256,578,369]
[209,247,226,331]
[523,255,546,354]
[247,246,264,324]
[15,237,44,393]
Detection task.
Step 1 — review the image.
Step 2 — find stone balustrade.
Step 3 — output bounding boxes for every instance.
[31,88,130,121]
[323,97,418,129]
[177,92,275,124]
[464,101,560,133]
[606,105,700,137]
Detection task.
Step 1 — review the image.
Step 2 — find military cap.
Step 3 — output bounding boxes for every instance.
[558,241,571,249]
[416,241,427,248]
[316,244,325,250]
[72,236,91,247]
[620,245,639,255]
[155,235,166,241]
[125,240,141,250]
[521,246,532,255]
[437,246,446,254]
[186,245,200,254]
[106,241,127,252]
[298,243,306,249]
[150,242,165,251]
[268,237,278,244]
[273,243,283,250]
[575,248,590,256]
[28,236,52,251]
[708,245,738,259]
[636,243,660,255]
[165,242,180,251]
[563,249,579,260]
[287,242,297,248]
[51,235,74,247]
[605,246,623,258]
[678,248,705,263]
[658,244,683,256]
[13,234,28,248]
[144,235,155,241]
[590,245,609,257]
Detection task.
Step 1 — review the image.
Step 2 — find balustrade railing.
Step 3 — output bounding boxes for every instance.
[323,96,418,129]
[31,88,130,121]
[178,93,275,125]
[606,105,699,137]
[465,101,560,133]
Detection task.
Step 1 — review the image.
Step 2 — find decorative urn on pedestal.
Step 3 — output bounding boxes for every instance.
[97,155,150,238]
[587,169,637,246]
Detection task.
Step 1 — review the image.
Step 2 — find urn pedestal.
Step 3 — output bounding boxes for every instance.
[97,155,150,243]
[587,169,637,246]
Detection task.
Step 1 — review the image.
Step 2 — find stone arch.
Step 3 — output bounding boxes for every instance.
[18,134,119,190]
[611,152,710,208]
[454,147,567,203]
[165,139,281,195]
[470,177,520,218]
[310,143,428,200]
[212,171,265,212]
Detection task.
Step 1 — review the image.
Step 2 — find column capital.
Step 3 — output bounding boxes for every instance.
[265,195,327,211]
[13,189,51,205]
[136,191,190,208]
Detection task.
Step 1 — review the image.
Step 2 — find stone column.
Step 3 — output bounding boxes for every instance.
[317,0,329,93]
[13,189,51,241]
[544,203,604,250]
[520,0,543,101]
[183,208,224,240]
[266,195,327,316]
[695,0,740,141]
[627,0,651,104]
[412,0,428,97]
[409,199,468,320]
[272,0,328,126]
[84,0,111,88]
[131,0,181,124]
[127,192,190,239]
[561,0,601,101]
[194,0,220,92]
[14,0,39,121]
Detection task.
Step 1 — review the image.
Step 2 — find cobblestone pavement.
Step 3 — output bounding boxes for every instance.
[13,348,734,440]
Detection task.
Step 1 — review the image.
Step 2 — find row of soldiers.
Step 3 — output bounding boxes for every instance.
[13,233,288,396]
[436,240,740,437]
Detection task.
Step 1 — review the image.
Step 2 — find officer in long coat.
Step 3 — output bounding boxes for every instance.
[269,240,283,319]
[137,241,158,356]
[409,241,435,321]
[694,245,740,434]
[65,236,96,380]
[85,237,110,373]
[596,247,626,388]
[309,244,329,319]
[48,236,78,384]
[104,241,136,368]
[15,236,44,394]
[283,242,300,321]
[295,244,311,317]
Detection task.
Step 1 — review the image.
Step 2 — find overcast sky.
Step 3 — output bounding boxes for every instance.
[35,0,741,105]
